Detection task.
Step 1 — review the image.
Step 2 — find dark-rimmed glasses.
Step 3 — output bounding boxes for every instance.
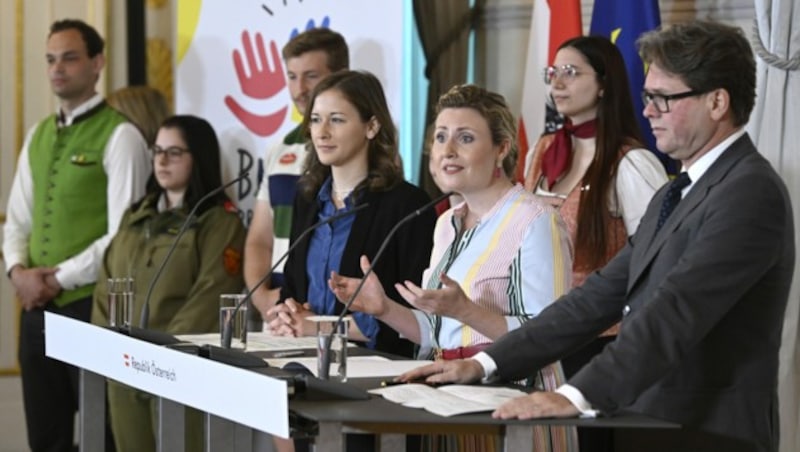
[542,64,594,85]
[641,90,703,113]
[149,145,188,161]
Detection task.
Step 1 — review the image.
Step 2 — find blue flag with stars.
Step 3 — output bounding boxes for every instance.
[590,0,677,174]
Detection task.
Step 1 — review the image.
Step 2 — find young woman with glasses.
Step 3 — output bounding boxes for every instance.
[91,115,246,452]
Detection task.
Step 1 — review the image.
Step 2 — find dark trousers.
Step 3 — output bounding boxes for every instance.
[295,434,422,452]
[562,336,616,452]
[18,297,99,452]
[615,426,760,452]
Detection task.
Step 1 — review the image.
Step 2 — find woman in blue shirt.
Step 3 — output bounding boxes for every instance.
[266,70,435,358]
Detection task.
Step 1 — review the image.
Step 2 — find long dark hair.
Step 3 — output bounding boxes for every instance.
[144,115,229,214]
[298,70,402,200]
[558,36,644,271]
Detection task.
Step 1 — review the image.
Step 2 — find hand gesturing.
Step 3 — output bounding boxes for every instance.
[395,273,472,320]
[329,256,390,316]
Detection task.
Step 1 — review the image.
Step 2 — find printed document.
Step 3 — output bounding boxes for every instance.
[369,384,527,417]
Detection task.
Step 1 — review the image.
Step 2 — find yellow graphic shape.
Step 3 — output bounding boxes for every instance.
[608,27,648,73]
[610,28,621,44]
[291,103,303,123]
[177,0,202,64]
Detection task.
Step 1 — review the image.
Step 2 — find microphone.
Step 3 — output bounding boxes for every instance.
[318,191,453,379]
[220,202,370,349]
[139,172,249,328]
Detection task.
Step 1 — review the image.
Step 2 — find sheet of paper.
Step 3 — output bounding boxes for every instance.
[438,385,527,406]
[369,384,527,417]
[265,356,433,378]
[247,332,322,351]
[369,383,441,403]
[175,332,321,351]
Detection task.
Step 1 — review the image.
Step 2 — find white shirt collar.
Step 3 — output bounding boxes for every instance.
[58,93,103,127]
[682,128,746,195]
[157,193,184,212]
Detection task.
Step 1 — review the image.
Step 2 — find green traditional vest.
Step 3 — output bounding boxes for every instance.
[28,103,127,306]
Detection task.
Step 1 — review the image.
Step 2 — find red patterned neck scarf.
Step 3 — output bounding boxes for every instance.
[541,118,597,189]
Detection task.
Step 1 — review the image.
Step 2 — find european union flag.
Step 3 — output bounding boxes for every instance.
[590,0,678,174]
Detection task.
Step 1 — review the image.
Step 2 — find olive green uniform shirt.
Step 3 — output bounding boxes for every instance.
[91,194,246,333]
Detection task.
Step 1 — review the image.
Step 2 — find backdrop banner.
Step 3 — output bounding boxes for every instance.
[176,0,405,225]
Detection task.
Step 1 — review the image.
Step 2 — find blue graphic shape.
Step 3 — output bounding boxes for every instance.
[289,16,331,40]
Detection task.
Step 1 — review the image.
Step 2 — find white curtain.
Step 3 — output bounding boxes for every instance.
[748,1,800,452]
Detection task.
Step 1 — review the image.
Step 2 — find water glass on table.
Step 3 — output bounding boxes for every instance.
[107,277,133,329]
[220,294,248,350]
[310,316,350,382]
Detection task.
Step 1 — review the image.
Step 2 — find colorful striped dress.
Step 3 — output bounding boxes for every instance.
[411,184,578,452]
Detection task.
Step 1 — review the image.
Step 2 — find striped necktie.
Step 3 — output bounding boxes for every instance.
[656,172,691,232]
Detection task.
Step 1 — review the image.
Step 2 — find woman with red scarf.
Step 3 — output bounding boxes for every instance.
[525,36,670,361]
[523,35,668,452]
[525,36,668,295]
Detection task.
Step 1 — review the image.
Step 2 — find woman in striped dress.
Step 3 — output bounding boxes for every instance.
[330,84,577,452]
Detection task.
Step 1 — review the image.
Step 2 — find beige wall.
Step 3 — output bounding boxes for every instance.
[0,0,21,374]
[0,0,128,372]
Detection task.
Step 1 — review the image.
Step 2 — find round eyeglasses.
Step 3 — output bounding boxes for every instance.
[542,64,594,85]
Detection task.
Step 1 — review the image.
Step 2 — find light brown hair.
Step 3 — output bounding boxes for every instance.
[108,86,171,145]
[282,28,349,72]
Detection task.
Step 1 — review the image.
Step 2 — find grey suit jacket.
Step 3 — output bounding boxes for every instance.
[487,134,794,452]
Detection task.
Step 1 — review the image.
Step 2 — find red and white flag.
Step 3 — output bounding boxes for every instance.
[516,0,582,182]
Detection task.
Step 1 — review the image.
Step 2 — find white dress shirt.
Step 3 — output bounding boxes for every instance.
[614,148,669,233]
[3,93,150,290]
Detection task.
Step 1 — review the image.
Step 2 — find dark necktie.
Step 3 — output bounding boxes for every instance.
[656,172,691,232]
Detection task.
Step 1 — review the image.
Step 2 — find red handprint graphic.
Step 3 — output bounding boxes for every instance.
[224,31,288,137]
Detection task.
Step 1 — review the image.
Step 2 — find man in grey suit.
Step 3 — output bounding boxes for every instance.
[401,20,794,452]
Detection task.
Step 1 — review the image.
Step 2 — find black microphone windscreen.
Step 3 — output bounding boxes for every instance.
[293,374,369,401]
[198,344,269,369]
[106,325,181,346]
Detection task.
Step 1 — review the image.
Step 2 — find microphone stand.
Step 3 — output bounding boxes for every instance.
[220,202,370,349]
[139,173,248,328]
[318,192,452,379]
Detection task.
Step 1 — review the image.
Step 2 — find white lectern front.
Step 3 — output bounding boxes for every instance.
[44,312,288,451]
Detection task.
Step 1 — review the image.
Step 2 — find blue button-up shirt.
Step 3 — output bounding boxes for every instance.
[306,178,379,348]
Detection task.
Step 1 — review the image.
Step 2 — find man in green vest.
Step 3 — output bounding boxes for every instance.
[2,19,150,452]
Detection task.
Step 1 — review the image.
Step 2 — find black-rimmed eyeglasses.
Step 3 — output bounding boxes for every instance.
[641,90,703,113]
[149,145,188,161]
